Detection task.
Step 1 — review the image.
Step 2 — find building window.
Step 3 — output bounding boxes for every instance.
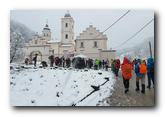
[65,34,68,39]
[63,50,68,54]
[35,40,37,44]
[65,23,68,27]
[80,42,84,48]
[94,41,98,48]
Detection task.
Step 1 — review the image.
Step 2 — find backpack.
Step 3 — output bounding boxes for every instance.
[139,64,147,74]
[121,64,132,80]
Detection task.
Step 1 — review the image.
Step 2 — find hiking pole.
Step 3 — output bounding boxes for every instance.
[72,77,109,106]
[149,41,152,58]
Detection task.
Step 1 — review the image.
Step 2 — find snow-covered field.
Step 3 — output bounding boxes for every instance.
[10,64,115,106]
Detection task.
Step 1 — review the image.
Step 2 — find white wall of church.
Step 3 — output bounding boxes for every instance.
[61,17,74,44]
[75,39,107,59]
[24,46,50,61]
[75,25,108,59]
[49,43,60,56]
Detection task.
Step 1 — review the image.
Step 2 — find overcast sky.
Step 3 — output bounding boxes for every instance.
[11,10,154,50]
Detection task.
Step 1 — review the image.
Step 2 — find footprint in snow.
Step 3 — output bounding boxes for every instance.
[29,79,32,81]
[22,88,29,92]
[56,92,60,97]
[85,80,88,82]
[11,77,15,79]
[44,80,47,82]
[54,84,58,88]
[24,74,27,76]
[36,90,43,96]
[31,99,36,104]
[10,82,13,85]
[10,82,16,87]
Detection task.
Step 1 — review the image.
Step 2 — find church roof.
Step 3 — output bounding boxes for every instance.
[43,24,50,30]
[64,11,71,17]
[76,25,107,40]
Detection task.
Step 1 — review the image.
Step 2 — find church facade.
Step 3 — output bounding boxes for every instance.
[24,12,116,62]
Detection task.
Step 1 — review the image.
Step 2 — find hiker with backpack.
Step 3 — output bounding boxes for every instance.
[147,57,154,89]
[105,59,109,71]
[114,59,120,77]
[99,60,102,69]
[134,59,141,92]
[111,59,116,74]
[121,57,132,94]
[138,60,147,94]
[94,59,99,70]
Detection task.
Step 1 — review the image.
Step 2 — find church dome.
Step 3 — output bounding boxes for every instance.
[64,11,71,17]
[43,24,50,30]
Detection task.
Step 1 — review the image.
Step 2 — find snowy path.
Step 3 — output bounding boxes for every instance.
[10,64,115,106]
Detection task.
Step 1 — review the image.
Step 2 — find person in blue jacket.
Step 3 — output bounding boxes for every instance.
[134,59,141,91]
[147,57,154,89]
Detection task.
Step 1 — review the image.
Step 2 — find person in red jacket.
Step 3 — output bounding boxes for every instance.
[121,57,132,94]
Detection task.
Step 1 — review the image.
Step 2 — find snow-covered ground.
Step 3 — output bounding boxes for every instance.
[10,64,115,106]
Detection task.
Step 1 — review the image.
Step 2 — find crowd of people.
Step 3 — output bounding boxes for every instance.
[25,55,110,70]
[110,56,154,94]
[25,54,154,94]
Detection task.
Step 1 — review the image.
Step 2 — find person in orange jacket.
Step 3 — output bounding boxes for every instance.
[139,60,147,94]
[121,57,132,94]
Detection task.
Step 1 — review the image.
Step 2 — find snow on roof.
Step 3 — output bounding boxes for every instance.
[61,44,73,47]
[47,39,60,43]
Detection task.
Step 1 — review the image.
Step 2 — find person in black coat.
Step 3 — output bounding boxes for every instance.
[48,55,54,67]
[33,54,38,67]
[66,58,71,68]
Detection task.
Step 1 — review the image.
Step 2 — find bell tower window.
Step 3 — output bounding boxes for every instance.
[80,42,84,48]
[65,34,68,39]
[94,41,98,48]
[65,23,68,27]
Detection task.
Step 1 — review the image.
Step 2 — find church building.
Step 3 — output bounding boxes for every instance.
[24,11,116,62]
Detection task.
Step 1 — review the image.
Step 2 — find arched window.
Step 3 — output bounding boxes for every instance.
[65,34,68,39]
[94,41,98,48]
[65,23,68,27]
[80,42,84,48]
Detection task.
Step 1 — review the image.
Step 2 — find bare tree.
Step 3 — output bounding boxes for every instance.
[10,32,24,63]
